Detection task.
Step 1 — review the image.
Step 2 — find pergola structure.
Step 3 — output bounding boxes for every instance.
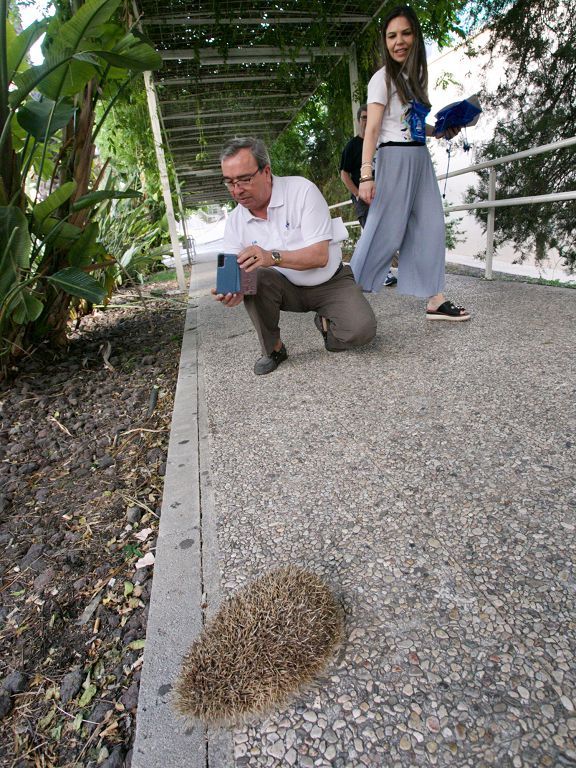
[135,1,390,208]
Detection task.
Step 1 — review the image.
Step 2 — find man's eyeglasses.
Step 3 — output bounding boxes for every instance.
[221,168,262,189]
[359,115,368,121]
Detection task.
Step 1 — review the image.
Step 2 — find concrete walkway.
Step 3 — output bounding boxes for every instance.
[133,263,576,768]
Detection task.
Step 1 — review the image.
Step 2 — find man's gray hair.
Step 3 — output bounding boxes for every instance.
[219,137,271,169]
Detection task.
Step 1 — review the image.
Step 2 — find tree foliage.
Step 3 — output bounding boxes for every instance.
[0,0,161,373]
[270,0,468,207]
[466,0,576,268]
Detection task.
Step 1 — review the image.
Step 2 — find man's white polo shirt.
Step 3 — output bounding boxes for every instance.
[221,175,344,287]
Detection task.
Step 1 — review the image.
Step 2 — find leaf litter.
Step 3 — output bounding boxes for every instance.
[0,275,189,767]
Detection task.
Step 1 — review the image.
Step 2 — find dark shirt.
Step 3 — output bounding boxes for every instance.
[339,135,364,190]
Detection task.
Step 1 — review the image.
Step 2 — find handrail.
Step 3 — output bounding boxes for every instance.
[436,136,576,180]
[329,135,576,279]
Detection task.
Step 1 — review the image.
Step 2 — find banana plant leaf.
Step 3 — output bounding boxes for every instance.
[71,189,142,211]
[33,182,77,224]
[46,267,107,303]
[0,207,32,302]
[9,290,44,325]
[67,222,107,267]
[10,0,122,105]
[7,20,49,80]
[16,99,76,141]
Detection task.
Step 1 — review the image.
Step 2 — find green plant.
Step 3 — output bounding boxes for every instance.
[0,0,161,372]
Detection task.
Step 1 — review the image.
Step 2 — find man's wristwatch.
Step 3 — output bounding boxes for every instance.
[270,250,282,265]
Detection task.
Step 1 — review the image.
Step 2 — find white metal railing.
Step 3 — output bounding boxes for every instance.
[329,136,576,279]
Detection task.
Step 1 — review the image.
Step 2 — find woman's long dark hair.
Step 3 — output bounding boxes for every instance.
[381,5,430,108]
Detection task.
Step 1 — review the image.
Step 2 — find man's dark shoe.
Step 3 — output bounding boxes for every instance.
[253,344,288,375]
[384,272,397,287]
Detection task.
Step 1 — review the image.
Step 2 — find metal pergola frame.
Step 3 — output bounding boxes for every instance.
[135,1,391,208]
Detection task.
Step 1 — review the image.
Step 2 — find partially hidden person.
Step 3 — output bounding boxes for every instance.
[350,5,471,322]
[340,103,397,287]
[212,137,377,375]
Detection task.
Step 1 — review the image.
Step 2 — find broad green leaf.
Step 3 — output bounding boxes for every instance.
[9,53,95,108]
[128,639,145,650]
[34,217,82,250]
[93,43,162,72]
[78,683,97,707]
[0,207,31,302]
[71,189,141,211]
[7,20,49,81]
[17,99,76,141]
[10,290,44,325]
[33,182,77,224]
[67,222,106,267]
[57,0,122,50]
[47,267,107,303]
[38,707,56,730]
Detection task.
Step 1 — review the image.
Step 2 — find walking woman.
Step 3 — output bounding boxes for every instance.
[350,5,470,321]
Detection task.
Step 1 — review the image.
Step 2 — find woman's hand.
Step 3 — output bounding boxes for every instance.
[435,125,462,140]
[358,180,376,205]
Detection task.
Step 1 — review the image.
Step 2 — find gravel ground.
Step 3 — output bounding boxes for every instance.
[0,276,187,767]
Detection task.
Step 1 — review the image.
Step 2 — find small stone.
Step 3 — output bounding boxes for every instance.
[121,682,139,712]
[517,686,530,700]
[268,741,285,759]
[33,567,56,592]
[426,716,440,733]
[399,735,411,751]
[426,741,438,754]
[100,746,125,768]
[560,696,574,712]
[60,668,83,704]
[0,693,13,719]
[126,507,143,524]
[541,704,555,718]
[285,748,297,765]
[325,745,336,760]
[303,710,317,723]
[2,671,27,695]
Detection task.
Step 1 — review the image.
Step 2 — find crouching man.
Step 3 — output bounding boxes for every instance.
[212,137,377,375]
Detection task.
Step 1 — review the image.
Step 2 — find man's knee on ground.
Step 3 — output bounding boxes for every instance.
[328,314,376,349]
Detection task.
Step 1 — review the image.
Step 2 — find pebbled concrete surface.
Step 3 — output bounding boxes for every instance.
[136,261,576,767]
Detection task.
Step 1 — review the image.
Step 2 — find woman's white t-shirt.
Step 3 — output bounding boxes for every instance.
[367,66,412,144]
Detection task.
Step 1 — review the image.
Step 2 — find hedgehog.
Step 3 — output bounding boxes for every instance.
[174,566,344,723]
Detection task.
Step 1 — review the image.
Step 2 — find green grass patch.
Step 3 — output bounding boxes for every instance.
[144,269,177,284]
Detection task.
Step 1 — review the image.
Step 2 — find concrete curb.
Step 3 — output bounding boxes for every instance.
[132,266,233,767]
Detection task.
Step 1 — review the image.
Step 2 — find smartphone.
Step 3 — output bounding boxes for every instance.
[216,253,241,295]
[215,253,257,295]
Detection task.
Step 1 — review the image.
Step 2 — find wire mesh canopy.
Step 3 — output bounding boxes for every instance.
[136,1,389,206]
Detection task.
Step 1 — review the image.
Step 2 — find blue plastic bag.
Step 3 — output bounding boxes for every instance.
[434,95,482,136]
[409,100,430,142]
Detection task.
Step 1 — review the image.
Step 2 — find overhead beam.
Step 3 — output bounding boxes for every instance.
[163,107,295,121]
[165,120,287,134]
[143,14,372,26]
[160,46,348,62]
[158,74,316,85]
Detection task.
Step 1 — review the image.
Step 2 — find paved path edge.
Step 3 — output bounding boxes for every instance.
[132,272,233,767]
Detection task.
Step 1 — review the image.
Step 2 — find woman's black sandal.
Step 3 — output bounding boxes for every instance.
[426,300,471,321]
